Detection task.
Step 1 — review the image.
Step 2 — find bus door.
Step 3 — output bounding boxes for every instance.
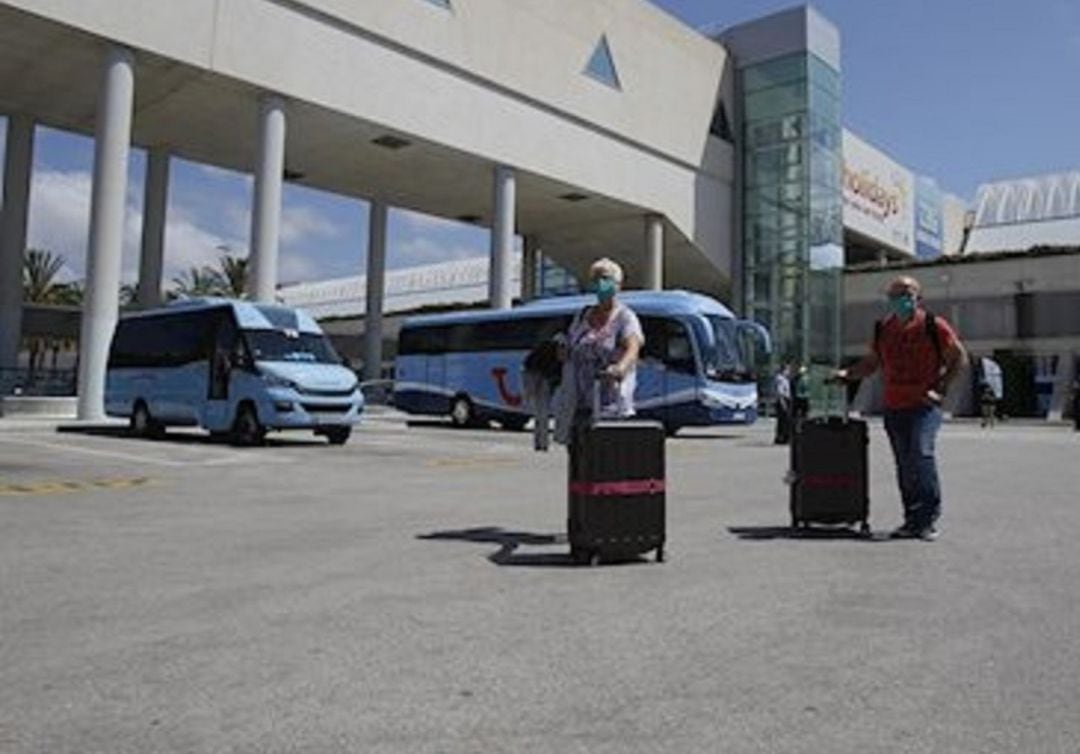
[660,318,698,420]
[638,317,696,424]
[637,317,668,424]
[205,311,239,428]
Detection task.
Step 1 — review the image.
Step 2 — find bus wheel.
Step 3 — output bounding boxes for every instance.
[325,426,351,445]
[450,395,474,428]
[130,401,161,439]
[231,403,266,447]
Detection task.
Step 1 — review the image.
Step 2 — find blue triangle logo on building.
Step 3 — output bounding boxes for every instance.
[584,35,621,90]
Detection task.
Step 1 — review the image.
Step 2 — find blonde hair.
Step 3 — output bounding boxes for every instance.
[588,257,624,285]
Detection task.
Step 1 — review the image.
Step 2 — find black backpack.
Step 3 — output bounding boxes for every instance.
[524,340,562,382]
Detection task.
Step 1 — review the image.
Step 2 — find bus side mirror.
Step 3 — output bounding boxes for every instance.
[229,351,253,372]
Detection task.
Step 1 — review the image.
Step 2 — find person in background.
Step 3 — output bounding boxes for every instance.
[979,380,997,429]
[791,363,810,423]
[522,336,563,451]
[773,363,793,445]
[552,257,644,445]
[1071,374,1080,432]
[833,275,967,541]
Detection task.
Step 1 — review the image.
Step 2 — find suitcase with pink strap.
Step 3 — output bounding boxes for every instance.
[567,386,666,564]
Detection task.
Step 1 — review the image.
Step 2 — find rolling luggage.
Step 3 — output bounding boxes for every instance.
[789,408,870,535]
[567,380,666,565]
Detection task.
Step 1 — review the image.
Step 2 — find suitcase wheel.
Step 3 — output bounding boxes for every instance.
[859,521,872,537]
[655,545,665,563]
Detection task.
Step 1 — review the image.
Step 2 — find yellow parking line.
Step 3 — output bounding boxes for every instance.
[0,477,153,497]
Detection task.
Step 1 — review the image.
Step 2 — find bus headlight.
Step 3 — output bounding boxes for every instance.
[702,390,732,409]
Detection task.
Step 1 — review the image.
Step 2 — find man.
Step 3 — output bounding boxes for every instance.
[1071,374,1080,432]
[773,364,792,445]
[791,363,810,422]
[834,276,967,541]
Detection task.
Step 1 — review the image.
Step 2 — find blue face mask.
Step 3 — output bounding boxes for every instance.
[594,277,617,303]
[889,294,917,320]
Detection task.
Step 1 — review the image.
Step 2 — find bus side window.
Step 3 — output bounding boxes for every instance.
[640,317,667,363]
[664,321,696,374]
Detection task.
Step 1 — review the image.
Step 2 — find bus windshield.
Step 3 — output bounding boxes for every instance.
[702,315,753,383]
[245,329,340,364]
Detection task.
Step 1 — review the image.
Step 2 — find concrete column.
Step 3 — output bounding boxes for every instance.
[77,47,135,420]
[136,147,169,309]
[362,200,388,382]
[1047,350,1074,422]
[0,114,34,373]
[249,94,286,302]
[489,165,515,310]
[521,235,539,301]
[644,214,664,291]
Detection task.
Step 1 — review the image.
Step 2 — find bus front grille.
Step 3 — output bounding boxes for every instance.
[301,403,352,414]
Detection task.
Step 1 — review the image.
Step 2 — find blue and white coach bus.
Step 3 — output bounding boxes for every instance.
[106,299,363,445]
[393,291,770,435]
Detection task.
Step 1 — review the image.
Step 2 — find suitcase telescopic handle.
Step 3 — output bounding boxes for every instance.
[592,369,616,422]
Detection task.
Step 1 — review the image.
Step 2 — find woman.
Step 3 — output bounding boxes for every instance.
[553,258,644,444]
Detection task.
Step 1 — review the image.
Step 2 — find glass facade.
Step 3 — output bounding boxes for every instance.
[740,52,843,383]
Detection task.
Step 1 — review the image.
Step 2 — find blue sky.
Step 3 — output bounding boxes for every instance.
[1,0,1076,287]
[661,0,1080,194]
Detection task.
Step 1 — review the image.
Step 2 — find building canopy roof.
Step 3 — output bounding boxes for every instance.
[974,171,1080,227]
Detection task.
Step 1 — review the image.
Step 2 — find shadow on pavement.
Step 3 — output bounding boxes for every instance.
[419,526,655,567]
[728,525,885,542]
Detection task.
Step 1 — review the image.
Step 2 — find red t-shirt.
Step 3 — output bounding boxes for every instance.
[876,310,959,411]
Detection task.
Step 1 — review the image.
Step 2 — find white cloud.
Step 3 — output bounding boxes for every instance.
[390,235,485,269]
[26,168,246,286]
[278,251,321,285]
[163,220,245,281]
[27,170,95,280]
[398,207,476,233]
[24,169,370,291]
[279,205,343,246]
[198,163,246,182]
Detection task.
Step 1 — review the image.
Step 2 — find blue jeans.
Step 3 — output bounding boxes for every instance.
[883,405,943,530]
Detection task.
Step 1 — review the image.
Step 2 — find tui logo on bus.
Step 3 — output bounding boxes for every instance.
[491,367,523,407]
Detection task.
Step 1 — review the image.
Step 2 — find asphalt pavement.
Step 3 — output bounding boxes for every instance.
[1,415,1079,753]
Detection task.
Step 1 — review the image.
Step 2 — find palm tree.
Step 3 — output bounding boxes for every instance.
[51,280,83,307]
[216,254,248,298]
[118,283,137,309]
[23,248,66,303]
[169,266,224,300]
[22,250,71,376]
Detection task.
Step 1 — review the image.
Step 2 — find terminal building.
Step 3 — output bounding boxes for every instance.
[0,1,1075,419]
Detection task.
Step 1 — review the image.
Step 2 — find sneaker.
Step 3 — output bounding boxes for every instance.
[916,526,939,542]
[889,524,917,539]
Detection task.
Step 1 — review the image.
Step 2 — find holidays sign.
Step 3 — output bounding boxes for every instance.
[841,131,915,255]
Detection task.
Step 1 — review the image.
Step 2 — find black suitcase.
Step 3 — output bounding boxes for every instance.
[568,418,666,565]
[789,416,870,535]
